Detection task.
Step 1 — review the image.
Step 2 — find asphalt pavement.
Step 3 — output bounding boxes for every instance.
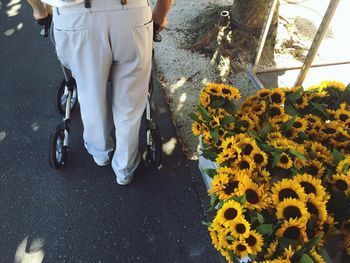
[0,2,222,262]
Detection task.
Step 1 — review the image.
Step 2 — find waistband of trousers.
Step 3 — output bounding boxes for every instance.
[55,0,150,15]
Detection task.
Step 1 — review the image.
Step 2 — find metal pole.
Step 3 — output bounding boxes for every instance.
[294,0,341,87]
[253,0,279,67]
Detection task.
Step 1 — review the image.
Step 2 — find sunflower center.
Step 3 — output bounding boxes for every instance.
[307,166,319,176]
[237,244,247,252]
[254,154,264,164]
[335,179,348,191]
[210,88,218,94]
[340,114,349,122]
[246,235,257,246]
[224,208,238,220]
[300,182,316,194]
[227,142,232,149]
[335,133,346,142]
[323,128,336,134]
[224,181,239,195]
[280,155,289,164]
[236,223,246,234]
[246,189,259,204]
[269,107,281,117]
[240,161,250,170]
[283,226,300,240]
[323,223,330,233]
[222,88,231,95]
[283,206,302,219]
[293,122,302,129]
[306,202,318,216]
[243,144,253,155]
[271,93,282,103]
[296,98,303,105]
[278,189,298,201]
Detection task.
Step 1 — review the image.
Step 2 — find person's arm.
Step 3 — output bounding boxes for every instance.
[26,0,51,20]
[153,0,173,33]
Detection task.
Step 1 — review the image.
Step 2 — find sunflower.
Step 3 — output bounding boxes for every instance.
[276,152,293,169]
[209,228,221,250]
[218,228,236,251]
[209,168,250,200]
[336,155,350,174]
[269,115,290,131]
[237,137,258,157]
[309,249,327,263]
[321,215,335,235]
[306,141,333,165]
[305,114,322,130]
[243,230,264,255]
[232,240,251,258]
[199,91,211,107]
[230,216,251,238]
[340,219,350,236]
[232,155,256,174]
[256,88,272,99]
[252,100,267,115]
[294,94,309,110]
[269,88,285,104]
[268,103,285,118]
[330,173,350,195]
[267,131,283,141]
[216,147,241,165]
[293,173,327,200]
[252,168,271,185]
[305,195,328,224]
[238,179,270,211]
[331,128,350,147]
[191,121,202,136]
[209,116,221,128]
[320,121,338,139]
[208,172,229,195]
[251,149,269,168]
[271,179,306,204]
[220,84,241,100]
[276,218,307,242]
[276,198,310,222]
[344,234,350,256]
[291,117,308,133]
[264,240,278,259]
[237,115,256,131]
[283,245,295,260]
[306,160,326,178]
[319,80,345,91]
[216,200,244,227]
[335,109,350,123]
[205,83,222,95]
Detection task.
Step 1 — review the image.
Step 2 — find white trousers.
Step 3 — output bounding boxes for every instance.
[53,0,153,181]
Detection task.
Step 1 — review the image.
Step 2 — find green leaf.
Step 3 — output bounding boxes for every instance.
[201,151,218,161]
[221,115,235,125]
[303,235,322,252]
[258,143,275,153]
[197,105,211,120]
[203,168,217,178]
[211,97,225,108]
[226,235,235,241]
[188,112,201,122]
[201,221,212,227]
[289,149,307,161]
[211,128,219,144]
[247,130,262,142]
[256,224,273,235]
[298,253,314,263]
[260,123,271,138]
[257,212,265,224]
[332,149,343,162]
[281,115,296,132]
[286,87,302,103]
[210,194,219,208]
[343,163,349,173]
[225,101,236,112]
[284,102,300,116]
[279,237,297,249]
[238,194,246,205]
[341,83,350,104]
[311,102,331,119]
[271,152,281,168]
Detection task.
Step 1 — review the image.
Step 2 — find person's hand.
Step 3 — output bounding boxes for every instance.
[152,10,167,33]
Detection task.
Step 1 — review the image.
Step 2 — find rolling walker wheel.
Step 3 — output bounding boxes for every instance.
[49,130,67,169]
[145,127,162,168]
[56,78,78,116]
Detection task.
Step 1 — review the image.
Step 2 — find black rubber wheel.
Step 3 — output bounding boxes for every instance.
[56,78,78,116]
[49,130,67,169]
[145,127,162,168]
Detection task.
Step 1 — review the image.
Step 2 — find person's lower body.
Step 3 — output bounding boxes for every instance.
[53,0,153,184]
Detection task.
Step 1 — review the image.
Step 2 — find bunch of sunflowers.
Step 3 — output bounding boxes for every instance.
[191,81,350,262]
